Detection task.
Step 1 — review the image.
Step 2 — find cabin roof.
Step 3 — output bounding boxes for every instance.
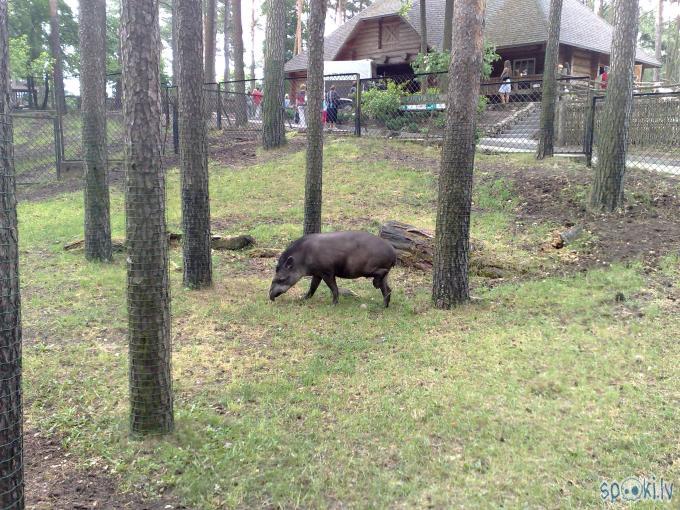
[284,0,661,72]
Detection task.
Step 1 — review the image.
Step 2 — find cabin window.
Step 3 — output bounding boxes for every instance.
[513,58,536,75]
[379,20,400,48]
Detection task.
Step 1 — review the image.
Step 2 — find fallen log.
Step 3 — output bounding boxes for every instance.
[378,221,434,271]
[65,233,256,252]
[551,225,583,249]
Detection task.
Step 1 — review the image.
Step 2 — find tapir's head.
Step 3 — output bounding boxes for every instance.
[269,254,304,301]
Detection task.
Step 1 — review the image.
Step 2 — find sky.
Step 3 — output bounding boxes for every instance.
[61,0,679,94]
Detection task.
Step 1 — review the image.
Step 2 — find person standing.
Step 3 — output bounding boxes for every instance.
[252,86,263,118]
[326,84,339,130]
[296,83,307,128]
[499,60,512,104]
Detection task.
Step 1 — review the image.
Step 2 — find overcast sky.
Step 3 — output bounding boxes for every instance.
[61,0,678,93]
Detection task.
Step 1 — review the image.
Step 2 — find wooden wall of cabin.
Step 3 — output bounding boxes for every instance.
[334,15,421,66]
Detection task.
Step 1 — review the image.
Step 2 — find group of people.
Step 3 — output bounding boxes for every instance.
[246,87,263,119]
[284,84,341,130]
[497,59,577,103]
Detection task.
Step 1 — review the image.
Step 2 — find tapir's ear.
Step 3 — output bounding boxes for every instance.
[284,256,295,269]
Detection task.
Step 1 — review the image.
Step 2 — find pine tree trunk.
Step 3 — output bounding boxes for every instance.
[419,0,428,54]
[262,0,286,149]
[172,0,179,83]
[295,0,303,54]
[80,0,112,262]
[205,0,217,83]
[653,0,663,82]
[536,0,563,160]
[121,0,174,435]
[432,0,485,309]
[303,0,326,235]
[250,0,257,79]
[232,0,248,124]
[178,0,213,288]
[49,0,66,112]
[589,0,639,212]
[442,0,454,51]
[0,1,25,506]
[223,0,232,83]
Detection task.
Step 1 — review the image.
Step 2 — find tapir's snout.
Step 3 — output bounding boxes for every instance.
[269,282,287,301]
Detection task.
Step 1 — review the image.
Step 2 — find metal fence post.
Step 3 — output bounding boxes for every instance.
[217,82,222,130]
[584,94,597,167]
[172,98,179,154]
[164,86,170,129]
[355,74,361,137]
[53,112,63,179]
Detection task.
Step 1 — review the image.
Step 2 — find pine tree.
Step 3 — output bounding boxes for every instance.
[262,0,286,149]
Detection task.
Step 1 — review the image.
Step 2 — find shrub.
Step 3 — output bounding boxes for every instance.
[361,81,404,123]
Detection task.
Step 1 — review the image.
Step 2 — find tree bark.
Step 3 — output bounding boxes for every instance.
[205,0,217,82]
[79,0,112,262]
[536,0,563,159]
[419,0,428,54]
[178,0,213,288]
[653,0,663,82]
[172,0,179,83]
[232,0,248,124]
[121,0,174,435]
[294,0,303,54]
[250,0,257,79]
[442,0,454,52]
[589,0,639,212]
[223,0,232,83]
[262,0,286,149]
[303,0,326,235]
[0,1,25,507]
[432,0,485,309]
[49,0,66,112]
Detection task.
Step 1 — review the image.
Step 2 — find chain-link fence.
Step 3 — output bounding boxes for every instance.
[587,91,680,176]
[0,113,25,509]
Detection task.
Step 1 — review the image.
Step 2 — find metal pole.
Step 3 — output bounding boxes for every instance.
[217,82,222,130]
[355,74,361,137]
[53,113,63,179]
[585,94,597,167]
[172,98,179,154]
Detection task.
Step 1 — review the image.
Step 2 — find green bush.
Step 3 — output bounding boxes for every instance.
[406,122,420,133]
[384,117,406,132]
[361,81,404,122]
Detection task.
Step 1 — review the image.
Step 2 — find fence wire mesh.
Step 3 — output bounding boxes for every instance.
[0,113,25,510]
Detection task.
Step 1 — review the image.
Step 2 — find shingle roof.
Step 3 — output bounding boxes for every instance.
[284,0,660,72]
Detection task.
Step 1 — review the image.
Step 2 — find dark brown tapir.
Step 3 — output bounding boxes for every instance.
[269,231,397,307]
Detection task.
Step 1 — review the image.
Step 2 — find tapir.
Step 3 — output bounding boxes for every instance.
[269,231,397,307]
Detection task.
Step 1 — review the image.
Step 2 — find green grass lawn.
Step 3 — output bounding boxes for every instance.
[20,137,679,508]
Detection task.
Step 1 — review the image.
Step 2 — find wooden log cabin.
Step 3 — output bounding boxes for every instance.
[284,0,660,96]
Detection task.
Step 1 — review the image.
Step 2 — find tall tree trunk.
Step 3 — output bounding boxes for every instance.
[205,0,217,82]
[262,0,286,149]
[121,0,174,435]
[653,0,663,82]
[178,0,212,288]
[223,0,231,83]
[232,0,248,124]
[303,0,326,235]
[432,0,485,309]
[419,0,428,54]
[80,0,112,261]
[442,0,454,52]
[250,0,257,79]
[589,0,639,212]
[593,0,601,15]
[0,1,25,507]
[40,74,50,110]
[49,0,66,112]
[536,0,563,159]
[172,0,179,83]
[295,0,303,54]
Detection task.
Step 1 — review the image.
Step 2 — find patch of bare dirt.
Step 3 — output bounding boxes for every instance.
[25,430,188,510]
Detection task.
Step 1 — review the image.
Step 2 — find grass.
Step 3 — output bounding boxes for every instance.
[20,137,680,509]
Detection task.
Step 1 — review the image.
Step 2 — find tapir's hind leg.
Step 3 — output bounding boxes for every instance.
[380,277,392,308]
[322,275,340,305]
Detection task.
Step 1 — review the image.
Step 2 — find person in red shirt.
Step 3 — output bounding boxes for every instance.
[252,86,263,117]
[599,66,609,90]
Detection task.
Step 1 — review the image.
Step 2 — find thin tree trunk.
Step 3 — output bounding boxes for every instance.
[536,0,563,159]
[654,0,663,82]
[419,0,428,54]
[121,0,174,435]
[172,0,179,83]
[250,0,257,79]
[40,74,50,110]
[80,0,112,261]
[432,0,485,309]
[295,0,303,54]
[232,0,248,124]
[303,0,326,235]
[442,0,454,51]
[223,0,231,83]
[589,0,639,212]
[49,0,66,112]
[205,0,217,82]
[178,0,212,288]
[0,1,25,507]
[262,0,286,149]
